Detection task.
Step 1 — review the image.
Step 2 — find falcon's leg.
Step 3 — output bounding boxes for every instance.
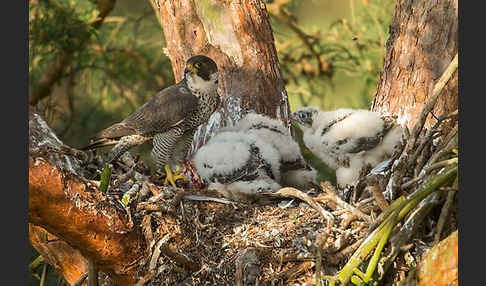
[163,164,187,187]
[152,130,188,188]
[165,129,197,186]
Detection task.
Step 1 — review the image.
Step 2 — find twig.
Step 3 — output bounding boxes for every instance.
[134,272,155,286]
[274,187,335,229]
[88,259,98,286]
[29,255,44,273]
[274,261,314,282]
[379,191,441,280]
[367,183,389,211]
[414,136,434,177]
[314,231,329,286]
[326,237,364,266]
[150,234,200,272]
[388,53,458,199]
[328,165,457,286]
[423,158,458,174]
[40,262,48,286]
[434,175,458,244]
[320,182,371,224]
[427,126,458,166]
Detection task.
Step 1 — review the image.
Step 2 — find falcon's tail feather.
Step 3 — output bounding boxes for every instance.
[81,138,119,150]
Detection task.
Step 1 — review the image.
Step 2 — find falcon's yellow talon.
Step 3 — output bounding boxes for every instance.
[163,165,188,188]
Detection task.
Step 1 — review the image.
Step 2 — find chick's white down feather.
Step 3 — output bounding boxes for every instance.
[234,113,317,189]
[192,112,319,200]
[295,107,404,187]
[234,113,302,163]
[192,130,282,195]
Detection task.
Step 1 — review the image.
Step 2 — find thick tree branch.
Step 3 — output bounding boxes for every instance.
[29,156,145,285]
[29,108,145,286]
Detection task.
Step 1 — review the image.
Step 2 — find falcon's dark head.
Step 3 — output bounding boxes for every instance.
[184,55,219,93]
[291,106,320,128]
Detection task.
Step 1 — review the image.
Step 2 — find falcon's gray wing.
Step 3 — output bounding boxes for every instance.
[96,81,199,139]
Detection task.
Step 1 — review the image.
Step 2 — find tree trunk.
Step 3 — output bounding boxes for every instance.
[155,0,290,149]
[372,0,458,133]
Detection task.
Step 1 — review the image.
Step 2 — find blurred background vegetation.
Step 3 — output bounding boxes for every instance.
[29,0,395,284]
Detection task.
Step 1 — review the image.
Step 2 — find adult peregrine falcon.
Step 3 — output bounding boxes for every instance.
[83,55,220,187]
[291,106,404,187]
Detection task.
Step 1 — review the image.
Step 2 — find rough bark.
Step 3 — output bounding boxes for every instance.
[29,225,89,286]
[372,0,458,132]
[156,0,290,148]
[29,108,145,286]
[417,230,458,286]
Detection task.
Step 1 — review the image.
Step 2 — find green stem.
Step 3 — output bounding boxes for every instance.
[363,216,395,282]
[99,164,112,193]
[328,164,457,285]
[29,255,44,272]
[367,195,406,234]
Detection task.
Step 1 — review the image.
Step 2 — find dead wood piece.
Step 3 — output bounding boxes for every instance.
[325,238,365,266]
[339,213,359,230]
[320,182,371,224]
[274,187,334,229]
[367,183,389,211]
[434,187,457,244]
[273,261,314,282]
[150,235,200,273]
[141,215,154,248]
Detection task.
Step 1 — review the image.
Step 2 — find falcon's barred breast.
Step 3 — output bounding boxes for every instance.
[83,55,220,187]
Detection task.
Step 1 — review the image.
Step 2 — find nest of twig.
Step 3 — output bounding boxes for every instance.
[78,55,458,286]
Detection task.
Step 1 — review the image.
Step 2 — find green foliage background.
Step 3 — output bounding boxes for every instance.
[28,0,395,284]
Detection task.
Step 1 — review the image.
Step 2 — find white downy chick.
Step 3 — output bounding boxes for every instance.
[292,106,404,188]
[234,112,317,189]
[191,130,282,200]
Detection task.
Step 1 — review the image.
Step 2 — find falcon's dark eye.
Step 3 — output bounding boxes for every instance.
[194,63,201,68]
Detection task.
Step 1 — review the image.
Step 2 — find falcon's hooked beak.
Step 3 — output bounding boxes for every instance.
[184,64,197,75]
